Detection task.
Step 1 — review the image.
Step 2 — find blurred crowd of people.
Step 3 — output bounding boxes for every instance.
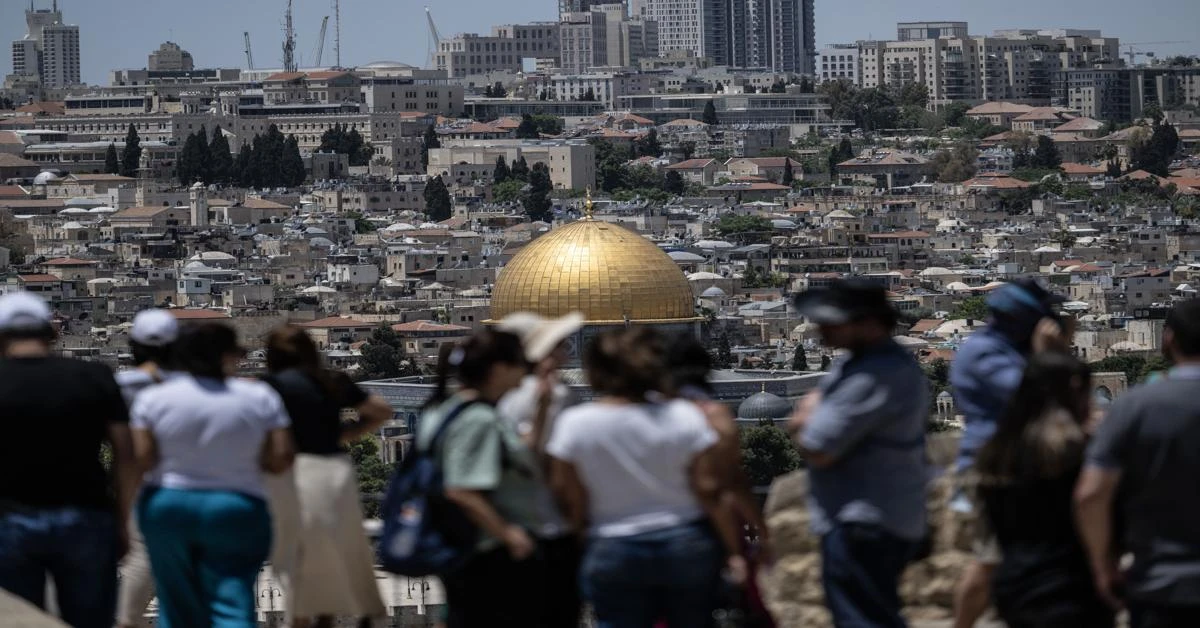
[0,280,1198,628]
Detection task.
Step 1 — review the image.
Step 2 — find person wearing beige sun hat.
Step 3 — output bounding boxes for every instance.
[496,310,585,628]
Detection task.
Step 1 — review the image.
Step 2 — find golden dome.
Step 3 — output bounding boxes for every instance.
[491,219,697,323]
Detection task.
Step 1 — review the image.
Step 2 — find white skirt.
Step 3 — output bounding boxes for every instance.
[266,453,386,619]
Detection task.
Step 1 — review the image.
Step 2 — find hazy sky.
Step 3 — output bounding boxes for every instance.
[2,0,1198,85]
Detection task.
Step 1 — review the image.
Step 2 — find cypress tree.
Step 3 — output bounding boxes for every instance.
[523,162,553,222]
[493,155,510,183]
[423,175,452,221]
[120,124,141,177]
[281,135,306,187]
[208,127,234,185]
[104,143,119,174]
[702,100,718,125]
[510,155,529,181]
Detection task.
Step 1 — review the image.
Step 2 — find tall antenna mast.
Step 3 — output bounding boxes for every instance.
[334,0,341,68]
[282,0,297,72]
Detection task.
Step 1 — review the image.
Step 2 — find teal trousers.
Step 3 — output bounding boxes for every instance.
[137,487,271,628]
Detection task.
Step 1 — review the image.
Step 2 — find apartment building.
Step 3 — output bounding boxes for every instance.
[727,0,816,74]
[9,2,80,89]
[897,21,968,41]
[148,42,193,72]
[546,71,658,107]
[359,64,463,117]
[856,26,1118,106]
[262,71,361,106]
[435,24,561,78]
[1056,65,1200,122]
[559,12,609,73]
[426,140,596,190]
[817,44,861,84]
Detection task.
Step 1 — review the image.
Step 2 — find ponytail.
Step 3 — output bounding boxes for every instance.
[424,341,459,409]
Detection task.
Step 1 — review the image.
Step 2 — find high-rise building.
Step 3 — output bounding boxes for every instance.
[647,0,812,72]
[816,44,861,84]
[728,0,815,73]
[148,42,194,72]
[9,1,80,88]
[559,12,608,73]
[40,23,80,88]
[560,3,658,70]
[896,21,968,42]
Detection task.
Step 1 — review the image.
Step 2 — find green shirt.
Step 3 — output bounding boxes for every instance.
[416,394,543,550]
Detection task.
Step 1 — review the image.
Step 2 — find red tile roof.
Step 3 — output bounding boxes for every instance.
[18,274,61,283]
[15,101,65,115]
[0,185,28,198]
[43,257,97,266]
[1060,162,1105,175]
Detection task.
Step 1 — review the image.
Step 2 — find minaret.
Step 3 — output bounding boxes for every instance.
[136,149,152,206]
[190,181,208,227]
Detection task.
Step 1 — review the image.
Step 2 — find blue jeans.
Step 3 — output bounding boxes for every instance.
[0,505,118,628]
[138,487,272,628]
[582,521,723,628]
[820,523,919,628]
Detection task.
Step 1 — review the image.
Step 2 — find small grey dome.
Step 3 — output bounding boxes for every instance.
[738,391,792,421]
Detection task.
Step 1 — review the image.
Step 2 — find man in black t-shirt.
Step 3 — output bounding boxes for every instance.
[1077,298,1200,628]
[0,292,138,628]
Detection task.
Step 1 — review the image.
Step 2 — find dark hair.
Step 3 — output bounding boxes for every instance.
[130,340,173,368]
[665,332,713,395]
[174,323,242,379]
[265,325,336,394]
[975,351,1091,484]
[424,328,526,408]
[584,326,669,401]
[1167,298,1200,357]
[0,324,56,353]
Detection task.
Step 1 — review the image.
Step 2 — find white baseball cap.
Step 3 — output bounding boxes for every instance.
[497,310,584,363]
[130,309,179,347]
[0,291,53,333]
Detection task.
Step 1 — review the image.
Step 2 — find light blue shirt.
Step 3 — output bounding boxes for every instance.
[800,340,930,541]
[949,327,1026,472]
[131,375,291,499]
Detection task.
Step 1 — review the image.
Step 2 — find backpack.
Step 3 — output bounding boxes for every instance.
[378,401,480,576]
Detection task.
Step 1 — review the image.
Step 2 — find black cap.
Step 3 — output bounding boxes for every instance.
[792,278,897,326]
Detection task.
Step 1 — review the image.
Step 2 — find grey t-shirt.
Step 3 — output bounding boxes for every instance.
[497,375,578,538]
[1086,365,1200,604]
[800,340,930,541]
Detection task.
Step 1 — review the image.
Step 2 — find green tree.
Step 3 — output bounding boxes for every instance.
[782,158,795,186]
[523,162,554,222]
[233,148,252,186]
[932,143,979,183]
[208,126,234,184]
[636,128,662,157]
[103,143,119,174]
[1088,355,1173,386]
[421,124,440,168]
[1131,121,1180,177]
[281,135,306,186]
[702,100,719,125]
[177,131,200,184]
[492,179,525,203]
[897,82,929,108]
[949,296,989,321]
[677,140,696,161]
[713,214,773,244]
[923,358,951,396]
[942,101,971,127]
[423,175,452,221]
[358,326,408,380]
[493,155,510,182]
[1032,135,1063,169]
[515,114,540,139]
[510,156,530,181]
[120,124,142,177]
[531,114,564,136]
[348,435,392,517]
[194,125,211,183]
[664,170,685,194]
[740,424,803,487]
[791,343,807,371]
[1106,159,1122,178]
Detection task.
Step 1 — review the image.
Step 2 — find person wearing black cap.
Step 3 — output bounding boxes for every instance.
[787,278,929,627]
[947,279,1071,628]
[0,292,138,628]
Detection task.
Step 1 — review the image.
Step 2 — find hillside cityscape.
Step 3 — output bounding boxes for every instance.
[2,0,1200,627]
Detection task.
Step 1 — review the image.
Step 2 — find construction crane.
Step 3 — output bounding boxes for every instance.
[282,0,298,73]
[313,16,330,67]
[425,7,442,69]
[1123,41,1189,66]
[244,31,255,70]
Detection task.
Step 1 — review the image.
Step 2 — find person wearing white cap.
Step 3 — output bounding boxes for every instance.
[496,311,585,628]
[113,308,179,628]
[0,292,139,628]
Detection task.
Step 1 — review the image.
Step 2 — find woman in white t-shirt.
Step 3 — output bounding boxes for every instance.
[547,327,743,628]
[130,323,294,628]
